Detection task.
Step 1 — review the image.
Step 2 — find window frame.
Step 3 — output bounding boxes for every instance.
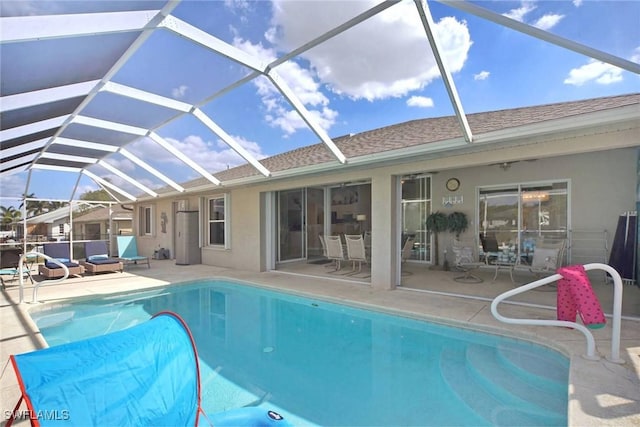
[207,194,229,248]
[139,205,154,236]
[477,179,569,259]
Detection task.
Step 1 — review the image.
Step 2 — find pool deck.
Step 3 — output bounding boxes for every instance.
[1,259,639,426]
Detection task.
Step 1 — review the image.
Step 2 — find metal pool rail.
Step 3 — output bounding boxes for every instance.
[18,251,69,304]
[491,263,623,363]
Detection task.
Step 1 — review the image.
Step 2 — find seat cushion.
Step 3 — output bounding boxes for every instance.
[44,260,80,269]
[86,258,120,265]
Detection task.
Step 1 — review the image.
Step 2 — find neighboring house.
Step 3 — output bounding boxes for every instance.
[15,205,132,256]
[73,206,133,252]
[130,93,640,290]
[21,207,77,242]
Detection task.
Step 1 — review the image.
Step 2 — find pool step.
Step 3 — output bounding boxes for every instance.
[466,344,567,415]
[496,343,569,389]
[440,345,567,426]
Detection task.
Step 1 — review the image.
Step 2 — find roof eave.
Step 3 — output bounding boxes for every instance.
[132,102,639,201]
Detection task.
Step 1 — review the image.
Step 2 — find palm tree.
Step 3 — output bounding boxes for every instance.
[45,201,65,212]
[19,193,47,217]
[0,206,22,234]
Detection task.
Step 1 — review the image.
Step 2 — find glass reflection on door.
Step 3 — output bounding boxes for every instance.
[278,189,305,261]
[306,187,325,261]
[401,175,431,262]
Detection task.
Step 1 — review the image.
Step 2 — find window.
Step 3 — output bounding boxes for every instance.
[58,224,64,236]
[479,181,568,258]
[208,196,226,246]
[139,205,153,236]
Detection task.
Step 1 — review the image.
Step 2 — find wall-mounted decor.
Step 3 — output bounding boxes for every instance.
[446,178,460,191]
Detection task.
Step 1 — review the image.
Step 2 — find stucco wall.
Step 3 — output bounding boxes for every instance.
[133,134,638,289]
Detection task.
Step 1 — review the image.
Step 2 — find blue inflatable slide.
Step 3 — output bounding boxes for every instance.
[7,311,291,427]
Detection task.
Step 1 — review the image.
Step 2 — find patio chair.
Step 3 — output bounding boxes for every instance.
[401,236,415,263]
[479,233,500,264]
[451,239,484,283]
[345,234,368,274]
[81,240,123,274]
[0,249,34,289]
[318,235,334,268]
[38,242,85,279]
[512,239,567,282]
[324,235,345,271]
[400,236,415,276]
[116,235,150,269]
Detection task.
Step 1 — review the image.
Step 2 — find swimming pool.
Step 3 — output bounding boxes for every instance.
[30,279,569,426]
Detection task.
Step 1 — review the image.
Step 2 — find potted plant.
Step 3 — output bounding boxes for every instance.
[425,211,448,268]
[447,211,469,239]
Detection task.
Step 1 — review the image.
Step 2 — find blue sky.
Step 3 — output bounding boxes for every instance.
[1,0,639,206]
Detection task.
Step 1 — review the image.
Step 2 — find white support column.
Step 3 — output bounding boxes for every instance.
[82,170,137,201]
[158,16,266,72]
[147,132,220,185]
[192,108,271,177]
[120,149,185,192]
[414,0,472,143]
[438,0,640,75]
[98,160,159,197]
[267,70,347,164]
[0,10,159,44]
[0,80,100,112]
[370,174,398,290]
[0,115,69,142]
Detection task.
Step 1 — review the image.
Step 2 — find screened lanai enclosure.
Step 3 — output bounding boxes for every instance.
[1,1,638,283]
[3,1,638,202]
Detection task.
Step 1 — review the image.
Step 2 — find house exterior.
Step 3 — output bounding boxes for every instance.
[21,207,76,242]
[73,206,133,252]
[130,93,640,290]
[12,205,132,258]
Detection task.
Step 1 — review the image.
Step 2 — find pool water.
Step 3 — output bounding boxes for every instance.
[30,280,569,426]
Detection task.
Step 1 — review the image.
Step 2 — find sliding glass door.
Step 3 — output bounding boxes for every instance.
[401,175,431,262]
[276,184,372,264]
[277,187,327,263]
[306,187,325,261]
[278,189,305,262]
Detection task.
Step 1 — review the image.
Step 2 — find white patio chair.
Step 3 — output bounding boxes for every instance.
[400,236,415,276]
[401,237,415,263]
[325,235,345,271]
[345,234,368,273]
[451,239,484,283]
[318,235,334,268]
[512,239,566,282]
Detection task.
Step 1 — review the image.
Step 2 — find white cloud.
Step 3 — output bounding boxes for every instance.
[267,1,472,101]
[0,174,27,200]
[126,133,268,179]
[503,2,563,31]
[474,71,490,81]
[406,96,434,108]
[503,1,536,22]
[533,14,564,31]
[234,38,338,135]
[564,60,623,86]
[572,0,583,7]
[172,85,189,99]
[631,46,640,64]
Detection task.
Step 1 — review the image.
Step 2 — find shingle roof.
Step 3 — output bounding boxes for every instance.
[73,206,133,222]
[174,93,639,190]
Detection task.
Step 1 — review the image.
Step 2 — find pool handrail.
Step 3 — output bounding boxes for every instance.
[18,251,69,304]
[490,263,624,364]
